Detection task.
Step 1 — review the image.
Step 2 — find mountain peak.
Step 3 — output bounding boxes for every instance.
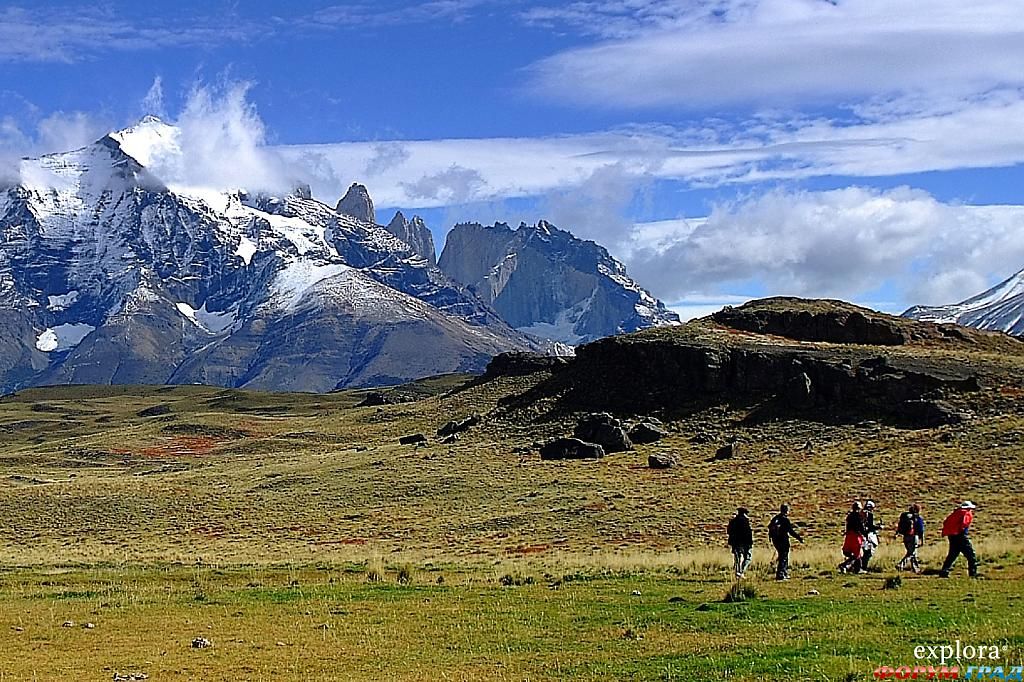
[336,183,375,223]
[108,116,180,168]
[383,210,436,265]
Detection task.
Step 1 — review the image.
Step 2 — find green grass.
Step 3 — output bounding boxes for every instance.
[1,563,1022,681]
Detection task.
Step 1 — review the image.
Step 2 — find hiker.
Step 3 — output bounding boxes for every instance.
[940,501,979,578]
[768,504,804,581]
[861,500,882,571]
[839,501,866,574]
[895,504,925,573]
[727,507,754,579]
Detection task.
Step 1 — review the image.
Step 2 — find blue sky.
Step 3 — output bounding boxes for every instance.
[3,0,1024,317]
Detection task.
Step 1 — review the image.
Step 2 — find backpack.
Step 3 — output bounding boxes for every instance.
[768,515,785,541]
[897,512,914,536]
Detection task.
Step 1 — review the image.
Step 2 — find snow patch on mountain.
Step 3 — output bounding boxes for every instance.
[47,291,79,311]
[175,302,237,334]
[270,261,350,311]
[235,236,257,265]
[35,323,95,352]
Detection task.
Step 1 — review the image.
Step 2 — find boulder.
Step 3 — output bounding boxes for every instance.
[437,414,481,437]
[539,438,605,460]
[712,442,741,461]
[573,413,633,453]
[647,453,676,469]
[399,434,428,445]
[629,422,669,444]
[894,400,964,428]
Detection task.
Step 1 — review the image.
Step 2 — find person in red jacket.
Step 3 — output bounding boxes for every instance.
[939,501,978,578]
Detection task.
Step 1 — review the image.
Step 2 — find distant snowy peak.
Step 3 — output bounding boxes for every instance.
[904,267,1024,335]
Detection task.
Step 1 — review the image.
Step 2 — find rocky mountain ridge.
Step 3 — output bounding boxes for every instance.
[438,220,680,344]
[0,118,679,393]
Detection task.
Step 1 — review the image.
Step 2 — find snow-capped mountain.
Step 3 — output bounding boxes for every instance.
[903,268,1024,336]
[0,119,537,394]
[438,221,680,344]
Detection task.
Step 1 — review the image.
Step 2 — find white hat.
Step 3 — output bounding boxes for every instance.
[960,501,977,509]
[865,500,876,509]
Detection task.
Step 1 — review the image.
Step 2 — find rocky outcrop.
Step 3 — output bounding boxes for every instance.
[386,211,436,265]
[485,299,1005,429]
[573,413,633,453]
[438,221,679,345]
[336,183,375,223]
[482,352,571,379]
[713,298,908,345]
[539,438,605,460]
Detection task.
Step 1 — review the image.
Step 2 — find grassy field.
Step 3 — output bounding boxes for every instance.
[1,366,1023,680]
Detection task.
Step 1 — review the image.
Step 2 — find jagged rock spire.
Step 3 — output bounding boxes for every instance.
[336,183,375,223]
[385,210,436,265]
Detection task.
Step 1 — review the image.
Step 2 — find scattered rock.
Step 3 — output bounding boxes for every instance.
[631,590,642,596]
[399,434,428,445]
[712,442,741,461]
[629,422,669,444]
[441,434,459,444]
[647,453,676,469]
[807,589,820,596]
[357,392,400,407]
[668,596,685,603]
[112,674,149,681]
[61,620,75,628]
[573,413,632,453]
[539,438,605,460]
[437,414,481,438]
[137,404,171,418]
[82,622,96,629]
[190,637,212,649]
[894,400,965,428]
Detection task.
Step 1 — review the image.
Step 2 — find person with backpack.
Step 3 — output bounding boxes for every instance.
[768,503,803,581]
[727,507,754,579]
[839,501,866,574]
[940,501,979,578]
[895,504,925,573]
[861,500,882,571]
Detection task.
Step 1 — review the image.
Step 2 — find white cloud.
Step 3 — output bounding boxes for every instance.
[0,6,262,62]
[271,89,1024,209]
[142,76,167,119]
[135,82,295,195]
[525,0,1024,109]
[620,188,1024,309]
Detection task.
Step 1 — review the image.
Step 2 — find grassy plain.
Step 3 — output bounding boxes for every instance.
[1,364,1023,680]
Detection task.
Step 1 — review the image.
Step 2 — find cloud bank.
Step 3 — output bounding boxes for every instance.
[620,188,1024,308]
[525,0,1024,109]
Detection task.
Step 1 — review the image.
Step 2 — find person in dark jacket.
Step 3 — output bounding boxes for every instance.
[727,507,754,579]
[768,504,804,581]
[839,501,866,574]
[895,504,925,573]
[861,500,882,571]
[940,501,979,578]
